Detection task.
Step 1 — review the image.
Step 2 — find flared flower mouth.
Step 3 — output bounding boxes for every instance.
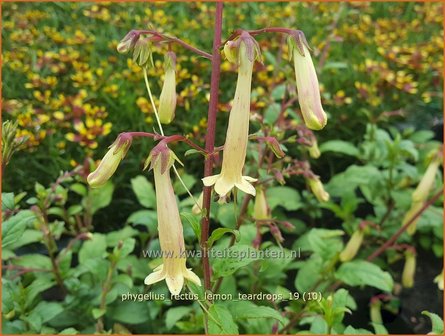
[202,174,257,198]
[144,262,201,296]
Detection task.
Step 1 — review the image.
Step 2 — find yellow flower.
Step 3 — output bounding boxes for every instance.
[307,176,330,202]
[339,228,364,262]
[144,149,201,295]
[403,152,442,235]
[288,32,327,130]
[159,52,177,124]
[253,187,269,220]
[87,134,132,188]
[402,250,416,288]
[203,33,260,198]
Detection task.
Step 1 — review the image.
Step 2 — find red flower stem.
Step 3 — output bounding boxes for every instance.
[225,27,296,43]
[125,132,207,153]
[201,1,223,292]
[367,189,443,261]
[137,30,212,60]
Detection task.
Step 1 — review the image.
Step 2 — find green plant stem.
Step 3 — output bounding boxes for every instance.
[96,257,118,333]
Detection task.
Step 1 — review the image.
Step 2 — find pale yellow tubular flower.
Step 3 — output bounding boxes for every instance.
[412,157,441,202]
[290,33,327,130]
[158,52,177,124]
[202,37,258,198]
[402,250,416,288]
[339,229,364,262]
[87,135,131,188]
[144,151,201,295]
[308,176,330,202]
[253,187,270,220]
[403,154,442,235]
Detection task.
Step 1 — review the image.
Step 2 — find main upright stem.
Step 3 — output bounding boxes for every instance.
[201,1,223,292]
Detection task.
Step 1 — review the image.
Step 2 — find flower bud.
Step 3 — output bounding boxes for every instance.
[402,250,416,288]
[339,229,364,262]
[434,269,443,290]
[412,156,441,202]
[87,134,132,188]
[307,176,330,202]
[308,139,320,159]
[159,52,177,124]
[253,187,270,220]
[224,41,238,63]
[403,153,442,235]
[370,299,383,325]
[132,38,154,68]
[288,32,327,130]
[117,30,140,54]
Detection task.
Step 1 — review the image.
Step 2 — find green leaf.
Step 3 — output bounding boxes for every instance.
[229,301,286,326]
[34,301,64,323]
[59,328,79,334]
[2,192,15,211]
[8,229,43,250]
[127,209,157,233]
[180,212,201,242]
[25,276,55,308]
[106,226,139,246]
[117,238,136,258]
[2,210,35,248]
[70,183,87,196]
[319,140,359,157]
[107,301,150,324]
[335,260,394,292]
[92,308,106,319]
[208,228,239,248]
[165,306,193,330]
[264,102,281,125]
[267,186,301,211]
[13,254,52,270]
[310,316,328,334]
[422,311,444,335]
[131,175,156,208]
[208,304,238,334]
[295,256,323,292]
[212,245,261,278]
[78,233,107,264]
[343,325,373,334]
[89,181,114,214]
[67,204,83,216]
